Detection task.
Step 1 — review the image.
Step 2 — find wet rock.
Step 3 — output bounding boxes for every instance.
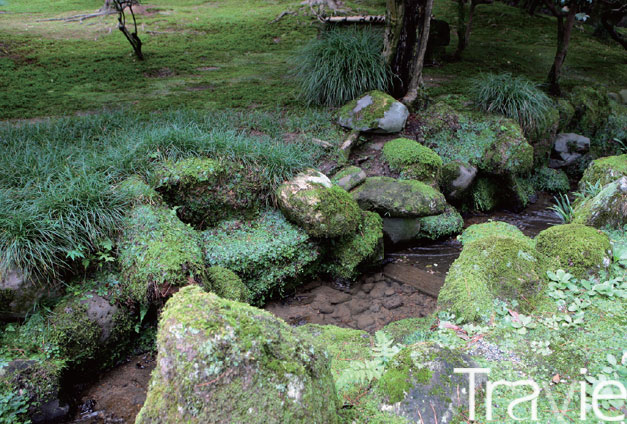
[382,296,403,310]
[440,161,477,201]
[383,217,421,244]
[352,177,447,218]
[573,177,627,229]
[317,303,335,314]
[550,133,590,168]
[277,168,362,238]
[0,270,59,321]
[361,282,374,293]
[369,303,381,313]
[348,298,369,315]
[579,154,627,189]
[384,288,395,297]
[137,286,340,424]
[377,343,486,424]
[356,315,375,329]
[337,91,409,133]
[369,284,388,299]
[329,291,352,304]
[331,166,367,191]
[332,304,351,319]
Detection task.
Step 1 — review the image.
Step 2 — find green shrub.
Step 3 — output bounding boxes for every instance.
[201,211,319,303]
[292,26,391,106]
[469,73,553,135]
[530,167,570,193]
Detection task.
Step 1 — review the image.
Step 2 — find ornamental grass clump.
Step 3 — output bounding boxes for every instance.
[292,26,392,106]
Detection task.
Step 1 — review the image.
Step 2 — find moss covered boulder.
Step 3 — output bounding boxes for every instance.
[440,161,477,201]
[337,90,409,133]
[155,157,264,228]
[202,210,318,303]
[321,211,384,279]
[535,224,611,278]
[119,204,206,304]
[136,286,340,424]
[376,342,485,424]
[458,221,528,246]
[351,177,447,217]
[331,166,366,191]
[277,169,362,238]
[480,118,534,175]
[416,206,463,240]
[438,235,548,322]
[573,177,627,229]
[569,86,611,136]
[579,154,627,189]
[382,138,443,183]
[203,266,250,303]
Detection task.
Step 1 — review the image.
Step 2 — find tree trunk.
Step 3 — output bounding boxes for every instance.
[547,6,576,95]
[454,0,467,60]
[383,0,434,102]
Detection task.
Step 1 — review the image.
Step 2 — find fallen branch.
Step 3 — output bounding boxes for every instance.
[272,0,351,23]
[339,130,360,159]
[323,15,385,24]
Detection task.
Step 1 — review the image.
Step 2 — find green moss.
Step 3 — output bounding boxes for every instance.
[137,286,340,423]
[470,177,499,212]
[49,299,101,364]
[557,98,575,132]
[383,138,443,183]
[155,157,265,228]
[579,154,627,188]
[417,206,463,240]
[569,86,611,136]
[438,235,548,322]
[322,211,383,279]
[118,204,206,304]
[572,178,627,229]
[202,210,318,303]
[117,175,162,205]
[508,175,537,209]
[377,348,417,404]
[535,224,611,278]
[530,167,570,193]
[481,118,534,175]
[458,221,528,246]
[331,166,365,191]
[204,266,250,303]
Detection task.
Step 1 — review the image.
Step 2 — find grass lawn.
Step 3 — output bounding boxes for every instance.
[1,0,625,119]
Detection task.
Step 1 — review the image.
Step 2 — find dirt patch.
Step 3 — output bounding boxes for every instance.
[67,354,155,424]
[184,84,213,92]
[143,67,175,78]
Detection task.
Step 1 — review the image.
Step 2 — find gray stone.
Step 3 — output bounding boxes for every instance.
[619,89,627,105]
[0,270,58,321]
[348,298,369,315]
[379,343,486,424]
[82,294,120,343]
[445,162,477,199]
[382,296,403,310]
[331,166,367,191]
[352,177,447,218]
[317,303,335,314]
[337,91,409,134]
[329,291,352,305]
[383,218,421,244]
[551,133,590,168]
[356,314,375,329]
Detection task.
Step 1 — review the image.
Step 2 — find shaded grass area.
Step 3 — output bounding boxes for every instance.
[1,0,625,119]
[0,108,339,281]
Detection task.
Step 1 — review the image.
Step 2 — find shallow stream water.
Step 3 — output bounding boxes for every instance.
[63,194,562,423]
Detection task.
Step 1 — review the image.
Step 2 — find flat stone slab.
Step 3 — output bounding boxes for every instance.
[383,263,444,298]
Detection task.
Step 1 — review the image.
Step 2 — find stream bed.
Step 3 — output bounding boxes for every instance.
[63,194,562,423]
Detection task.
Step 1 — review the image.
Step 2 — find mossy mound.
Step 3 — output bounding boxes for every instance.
[458,221,528,246]
[375,342,483,423]
[321,211,384,279]
[535,224,611,278]
[136,286,340,424]
[569,86,611,136]
[530,167,570,193]
[203,266,250,303]
[201,210,318,304]
[118,204,206,304]
[351,177,447,217]
[155,157,264,228]
[416,206,463,240]
[579,154,627,189]
[573,177,627,229]
[438,235,548,322]
[382,138,443,183]
[277,169,362,238]
[117,175,162,206]
[480,118,534,175]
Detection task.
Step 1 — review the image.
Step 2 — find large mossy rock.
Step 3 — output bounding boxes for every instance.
[155,157,264,228]
[579,154,627,189]
[480,119,534,176]
[573,177,627,229]
[458,221,527,246]
[337,90,409,133]
[535,224,611,278]
[277,169,362,238]
[203,266,250,303]
[569,86,611,136]
[376,343,485,424]
[438,235,548,322]
[136,286,340,424]
[382,138,443,183]
[201,210,319,304]
[351,177,447,218]
[119,204,206,304]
